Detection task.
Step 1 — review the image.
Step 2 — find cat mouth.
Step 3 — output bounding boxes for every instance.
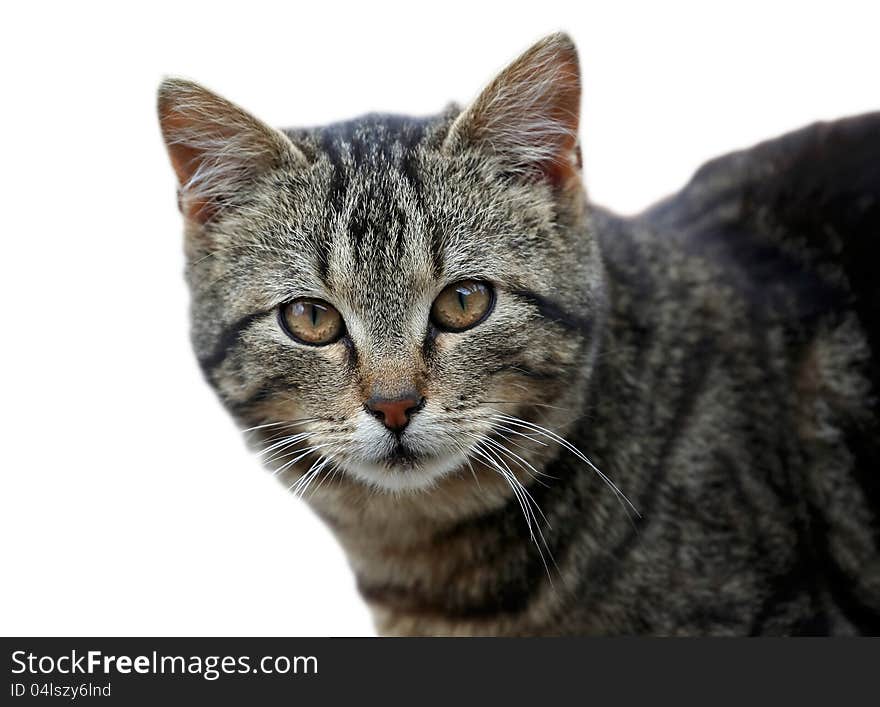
[343,442,469,491]
[382,441,421,469]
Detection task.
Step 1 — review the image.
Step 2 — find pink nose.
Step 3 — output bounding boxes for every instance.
[365,394,425,432]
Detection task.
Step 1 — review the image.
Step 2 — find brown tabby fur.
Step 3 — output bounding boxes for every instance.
[159,34,880,635]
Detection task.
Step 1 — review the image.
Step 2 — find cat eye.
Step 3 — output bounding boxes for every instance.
[431,280,495,332]
[279,298,344,345]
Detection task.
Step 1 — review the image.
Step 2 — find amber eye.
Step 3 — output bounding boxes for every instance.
[430,280,495,332]
[279,298,344,345]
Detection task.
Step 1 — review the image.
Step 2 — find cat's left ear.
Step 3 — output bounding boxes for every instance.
[443,33,581,187]
[157,78,307,224]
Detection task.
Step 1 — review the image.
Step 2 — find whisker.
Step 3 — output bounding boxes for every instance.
[307,454,342,497]
[469,441,556,582]
[477,434,552,485]
[470,443,535,538]
[289,455,327,497]
[258,432,312,460]
[242,418,316,435]
[475,440,553,527]
[479,399,574,412]
[442,435,483,490]
[488,423,548,446]
[490,412,640,519]
[272,444,332,477]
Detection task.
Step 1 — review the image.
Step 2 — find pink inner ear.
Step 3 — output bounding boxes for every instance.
[539,125,579,189]
[158,79,293,226]
[168,150,216,223]
[158,107,219,223]
[516,53,581,187]
[159,79,306,226]
[447,34,582,189]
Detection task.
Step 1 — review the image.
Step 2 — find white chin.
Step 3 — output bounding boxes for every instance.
[342,452,467,492]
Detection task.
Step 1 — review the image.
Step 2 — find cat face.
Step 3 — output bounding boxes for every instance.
[160,33,603,492]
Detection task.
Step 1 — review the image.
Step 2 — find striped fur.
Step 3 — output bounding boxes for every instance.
[159,34,880,635]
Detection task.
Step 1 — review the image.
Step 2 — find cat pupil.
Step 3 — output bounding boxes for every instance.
[458,290,467,311]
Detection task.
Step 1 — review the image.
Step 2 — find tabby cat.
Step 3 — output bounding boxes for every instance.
[158,33,880,635]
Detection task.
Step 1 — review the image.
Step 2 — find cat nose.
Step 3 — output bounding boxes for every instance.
[365,393,425,433]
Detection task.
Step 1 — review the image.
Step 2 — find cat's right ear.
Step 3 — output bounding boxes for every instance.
[157,78,306,225]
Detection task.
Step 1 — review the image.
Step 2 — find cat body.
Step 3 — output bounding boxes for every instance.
[159,35,880,635]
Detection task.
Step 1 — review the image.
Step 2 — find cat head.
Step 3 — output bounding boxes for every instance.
[158,33,605,494]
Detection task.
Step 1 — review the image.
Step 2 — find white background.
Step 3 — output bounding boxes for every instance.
[1,1,877,636]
